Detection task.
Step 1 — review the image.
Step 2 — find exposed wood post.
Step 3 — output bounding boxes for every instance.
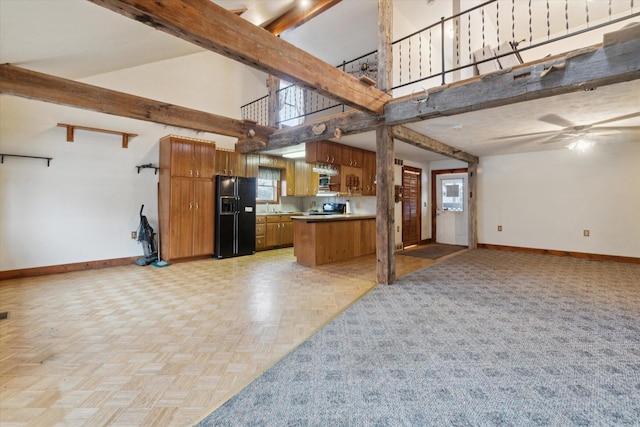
[467,162,478,249]
[267,75,280,128]
[376,0,395,285]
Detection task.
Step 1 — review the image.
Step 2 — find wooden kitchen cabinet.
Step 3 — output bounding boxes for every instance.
[256,216,266,250]
[262,215,294,249]
[162,177,214,260]
[216,149,245,176]
[160,136,216,262]
[362,150,376,195]
[341,145,363,167]
[283,159,295,196]
[340,165,363,195]
[294,159,319,196]
[305,140,342,165]
[245,154,260,178]
[160,135,216,179]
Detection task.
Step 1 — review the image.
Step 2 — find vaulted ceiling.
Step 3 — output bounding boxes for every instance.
[1,0,638,163]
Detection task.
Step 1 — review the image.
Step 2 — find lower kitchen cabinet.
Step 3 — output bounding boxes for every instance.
[257,214,294,250]
[256,216,266,250]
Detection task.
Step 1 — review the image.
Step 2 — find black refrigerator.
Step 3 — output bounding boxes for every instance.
[214,175,256,258]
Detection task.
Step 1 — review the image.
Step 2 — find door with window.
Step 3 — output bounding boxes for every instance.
[435,172,468,246]
[402,166,421,248]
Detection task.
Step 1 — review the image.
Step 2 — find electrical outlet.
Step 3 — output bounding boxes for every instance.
[497,225,502,232]
[583,230,590,237]
[131,231,137,239]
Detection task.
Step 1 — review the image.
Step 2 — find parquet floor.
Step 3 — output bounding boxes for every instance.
[0,248,440,426]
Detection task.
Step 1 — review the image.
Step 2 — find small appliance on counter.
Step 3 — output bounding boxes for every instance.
[308,203,346,215]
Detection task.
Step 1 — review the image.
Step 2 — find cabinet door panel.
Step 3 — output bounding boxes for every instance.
[281,221,294,245]
[195,143,216,179]
[170,178,193,259]
[171,140,193,177]
[192,180,214,256]
[266,223,281,247]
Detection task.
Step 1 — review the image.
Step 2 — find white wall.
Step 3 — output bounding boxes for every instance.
[0,52,257,271]
[477,142,640,258]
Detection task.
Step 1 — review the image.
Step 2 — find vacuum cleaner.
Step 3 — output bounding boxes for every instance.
[134,204,158,266]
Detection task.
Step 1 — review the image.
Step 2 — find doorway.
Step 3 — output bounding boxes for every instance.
[402,166,422,248]
[431,169,468,246]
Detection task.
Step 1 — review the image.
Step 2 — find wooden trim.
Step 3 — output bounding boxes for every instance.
[477,244,640,265]
[265,0,342,36]
[88,0,390,115]
[0,257,139,281]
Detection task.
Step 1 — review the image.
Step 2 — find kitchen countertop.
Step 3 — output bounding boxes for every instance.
[291,214,376,221]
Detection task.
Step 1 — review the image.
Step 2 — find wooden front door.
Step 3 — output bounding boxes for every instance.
[402,166,421,248]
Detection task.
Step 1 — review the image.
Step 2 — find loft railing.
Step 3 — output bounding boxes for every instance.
[241,0,638,127]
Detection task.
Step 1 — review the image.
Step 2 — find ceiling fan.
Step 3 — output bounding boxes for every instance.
[347,61,378,77]
[493,112,640,149]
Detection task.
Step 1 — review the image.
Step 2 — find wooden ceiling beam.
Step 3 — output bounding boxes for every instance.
[0,64,272,143]
[88,0,390,115]
[264,0,342,36]
[391,126,478,164]
[385,38,640,126]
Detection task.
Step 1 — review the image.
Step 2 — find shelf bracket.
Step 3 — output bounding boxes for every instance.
[0,153,53,167]
[57,123,138,148]
[136,163,160,174]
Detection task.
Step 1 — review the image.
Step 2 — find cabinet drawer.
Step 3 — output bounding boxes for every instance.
[256,216,266,224]
[266,215,281,223]
[280,215,292,222]
[256,224,266,236]
[256,237,266,250]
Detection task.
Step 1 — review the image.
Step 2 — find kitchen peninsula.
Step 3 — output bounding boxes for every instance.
[292,214,376,266]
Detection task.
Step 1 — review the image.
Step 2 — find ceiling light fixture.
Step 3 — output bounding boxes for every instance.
[282,151,306,159]
[567,138,593,153]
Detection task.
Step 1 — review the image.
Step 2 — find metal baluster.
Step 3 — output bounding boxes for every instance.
[496,0,500,47]
[455,17,460,66]
[482,7,485,48]
[468,12,472,63]
[565,0,569,34]
[399,42,402,86]
[608,0,612,21]
[419,33,422,78]
[512,0,516,42]
[429,28,432,75]
[529,0,533,44]
[547,0,551,40]
[408,38,412,82]
[585,0,590,28]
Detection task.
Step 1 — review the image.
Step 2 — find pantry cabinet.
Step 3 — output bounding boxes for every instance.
[159,135,216,261]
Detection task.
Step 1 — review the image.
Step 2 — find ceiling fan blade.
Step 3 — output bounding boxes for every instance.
[591,126,640,132]
[538,114,575,128]
[492,130,559,141]
[590,111,640,126]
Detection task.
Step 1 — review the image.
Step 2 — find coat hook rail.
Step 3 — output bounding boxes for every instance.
[0,153,53,167]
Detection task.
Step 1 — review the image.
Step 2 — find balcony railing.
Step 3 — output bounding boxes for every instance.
[241,0,638,127]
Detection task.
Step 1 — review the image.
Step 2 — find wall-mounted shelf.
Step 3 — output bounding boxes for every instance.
[0,153,53,167]
[57,123,138,148]
[136,163,159,174]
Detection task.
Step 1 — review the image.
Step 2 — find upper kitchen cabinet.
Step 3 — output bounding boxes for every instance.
[305,140,342,165]
[295,159,319,196]
[245,154,260,178]
[160,135,216,179]
[259,154,286,169]
[341,145,363,167]
[283,159,295,196]
[216,149,245,177]
[362,150,377,196]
